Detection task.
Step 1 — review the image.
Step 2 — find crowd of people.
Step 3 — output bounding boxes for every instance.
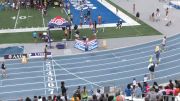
[124,79,180,101]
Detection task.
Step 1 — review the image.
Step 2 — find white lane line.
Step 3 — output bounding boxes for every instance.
[43,61,46,95]
[0,82,43,88]
[6,46,180,79]
[53,60,103,88]
[7,65,42,70]
[1,59,180,89]
[14,8,20,28]
[63,8,68,15]
[0,88,46,95]
[5,39,180,72]
[54,58,180,82]
[4,34,180,66]
[52,59,58,92]
[57,48,180,70]
[51,35,180,61]
[59,39,180,66]
[41,9,45,27]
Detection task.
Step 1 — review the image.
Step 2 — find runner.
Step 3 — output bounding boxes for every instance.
[155,45,160,64]
[161,36,167,51]
[44,45,48,60]
[1,62,7,78]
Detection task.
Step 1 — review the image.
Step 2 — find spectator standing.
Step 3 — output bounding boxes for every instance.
[74,86,81,100]
[161,36,167,51]
[143,74,148,82]
[81,86,88,101]
[175,93,180,101]
[38,96,42,101]
[168,80,174,90]
[125,84,132,97]
[136,12,140,21]
[93,21,97,31]
[133,3,135,14]
[150,12,155,22]
[116,20,122,29]
[134,84,142,98]
[133,78,137,87]
[156,8,160,22]
[1,62,7,78]
[61,81,67,97]
[152,82,159,93]
[95,89,101,100]
[98,15,102,25]
[142,82,150,97]
[148,62,156,80]
[145,88,158,101]
[165,7,169,20]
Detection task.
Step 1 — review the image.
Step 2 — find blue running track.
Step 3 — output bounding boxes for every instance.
[1,34,180,100]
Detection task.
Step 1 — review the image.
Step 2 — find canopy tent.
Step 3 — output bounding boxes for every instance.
[47,16,71,48]
[48,16,70,29]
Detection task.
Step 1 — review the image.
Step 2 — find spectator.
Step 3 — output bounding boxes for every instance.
[74,24,78,31]
[133,78,137,87]
[125,84,132,96]
[136,12,140,21]
[145,88,158,101]
[175,80,180,88]
[98,15,102,25]
[164,86,174,95]
[156,8,160,22]
[61,81,67,97]
[134,84,142,98]
[93,21,97,31]
[153,82,159,93]
[74,86,81,100]
[157,86,164,101]
[142,82,150,97]
[175,93,180,101]
[42,96,46,101]
[47,96,52,101]
[57,95,63,101]
[53,95,57,101]
[168,80,174,90]
[92,95,98,101]
[148,62,156,80]
[18,97,23,101]
[99,94,106,101]
[81,86,88,101]
[113,92,125,101]
[144,74,148,82]
[38,96,42,101]
[95,89,101,100]
[25,97,32,101]
[33,96,38,101]
[133,3,135,14]
[165,20,172,26]
[1,62,7,78]
[116,20,122,29]
[150,12,155,22]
